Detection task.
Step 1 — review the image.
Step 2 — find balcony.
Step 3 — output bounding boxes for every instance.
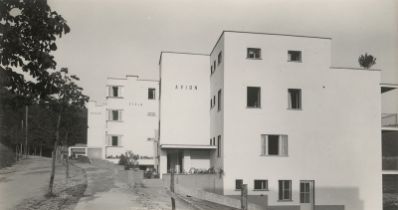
[382,113,398,131]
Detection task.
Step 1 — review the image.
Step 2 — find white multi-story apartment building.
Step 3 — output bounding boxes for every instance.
[86,75,159,168]
[158,31,384,210]
[85,31,397,210]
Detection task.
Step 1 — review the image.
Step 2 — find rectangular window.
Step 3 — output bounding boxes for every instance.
[254,180,268,191]
[108,86,120,97]
[210,139,212,145]
[109,110,122,121]
[217,89,222,111]
[108,135,120,146]
[288,50,302,62]
[235,179,243,190]
[279,180,292,201]
[217,135,221,157]
[148,88,156,100]
[218,51,222,65]
[247,87,261,108]
[261,134,288,156]
[247,48,261,59]
[213,95,216,108]
[288,89,302,109]
[211,66,213,75]
[300,182,311,203]
[213,61,216,71]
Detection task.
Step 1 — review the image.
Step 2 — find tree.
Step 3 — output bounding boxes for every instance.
[358,53,376,69]
[45,68,88,196]
[0,0,70,96]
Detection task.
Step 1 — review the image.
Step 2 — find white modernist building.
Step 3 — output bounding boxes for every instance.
[85,31,396,210]
[158,31,383,210]
[86,75,159,168]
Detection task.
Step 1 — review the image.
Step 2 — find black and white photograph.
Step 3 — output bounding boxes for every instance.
[0,0,397,210]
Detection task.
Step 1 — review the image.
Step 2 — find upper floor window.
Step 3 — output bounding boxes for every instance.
[279,180,292,201]
[288,89,302,110]
[288,50,302,62]
[108,86,120,97]
[148,88,156,100]
[211,65,213,75]
[108,110,122,121]
[247,48,261,59]
[261,134,288,156]
[213,61,216,71]
[217,135,221,157]
[254,180,268,191]
[217,89,222,111]
[247,87,261,108]
[218,51,223,65]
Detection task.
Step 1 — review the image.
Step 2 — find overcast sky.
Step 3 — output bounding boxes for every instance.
[48,0,398,104]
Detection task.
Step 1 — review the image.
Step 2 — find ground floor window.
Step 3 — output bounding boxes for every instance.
[235,179,243,190]
[254,180,268,191]
[279,180,292,201]
[108,135,121,146]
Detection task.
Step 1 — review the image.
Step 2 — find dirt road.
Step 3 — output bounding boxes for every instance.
[74,159,197,210]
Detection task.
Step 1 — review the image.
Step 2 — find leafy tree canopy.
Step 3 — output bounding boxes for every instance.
[0,0,70,100]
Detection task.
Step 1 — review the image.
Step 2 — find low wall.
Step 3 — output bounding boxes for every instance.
[163,173,221,193]
[174,184,265,210]
[162,174,266,210]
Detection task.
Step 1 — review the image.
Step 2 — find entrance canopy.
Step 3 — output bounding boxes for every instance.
[160,144,217,150]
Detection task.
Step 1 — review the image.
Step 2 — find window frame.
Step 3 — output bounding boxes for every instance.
[261,134,288,156]
[148,88,156,100]
[217,135,221,157]
[235,179,243,190]
[278,180,292,201]
[288,88,302,110]
[247,86,261,108]
[108,109,122,122]
[107,86,123,98]
[253,180,269,191]
[218,51,223,65]
[288,50,302,62]
[217,89,222,111]
[247,48,261,60]
[108,135,121,147]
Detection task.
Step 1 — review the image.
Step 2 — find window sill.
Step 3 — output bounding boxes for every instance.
[107,120,124,123]
[260,155,289,157]
[246,58,262,60]
[278,199,293,202]
[287,60,302,63]
[246,106,261,109]
[106,96,124,99]
[287,108,302,111]
[253,189,269,192]
[105,146,123,148]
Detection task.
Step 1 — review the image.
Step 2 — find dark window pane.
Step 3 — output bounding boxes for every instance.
[112,110,119,121]
[148,88,156,99]
[236,179,243,190]
[288,50,302,62]
[112,86,118,97]
[247,87,261,108]
[112,136,118,146]
[268,135,279,155]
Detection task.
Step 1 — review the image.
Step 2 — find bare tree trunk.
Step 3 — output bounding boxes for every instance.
[48,113,61,196]
[65,132,69,179]
[40,143,42,157]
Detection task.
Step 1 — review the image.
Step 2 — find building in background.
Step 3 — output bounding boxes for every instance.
[86,75,159,169]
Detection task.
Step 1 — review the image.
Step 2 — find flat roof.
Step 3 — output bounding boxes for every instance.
[381,83,398,93]
[160,144,217,150]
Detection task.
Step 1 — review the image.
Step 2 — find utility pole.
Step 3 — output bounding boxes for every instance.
[25,105,28,158]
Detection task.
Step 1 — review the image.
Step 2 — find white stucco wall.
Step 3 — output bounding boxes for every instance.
[220,32,382,210]
[87,101,106,158]
[159,53,210,146]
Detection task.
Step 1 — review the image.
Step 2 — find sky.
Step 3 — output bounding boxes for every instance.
[48,0,398,106]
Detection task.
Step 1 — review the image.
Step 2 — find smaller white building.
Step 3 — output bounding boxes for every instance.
[86,75,159,168]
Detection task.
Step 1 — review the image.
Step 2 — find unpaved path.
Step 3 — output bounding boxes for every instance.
[74,159,196,210]
[0,156,86,210]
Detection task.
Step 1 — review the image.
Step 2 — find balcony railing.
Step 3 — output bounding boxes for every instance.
[383,157,398,171]
[382,113,398,128]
